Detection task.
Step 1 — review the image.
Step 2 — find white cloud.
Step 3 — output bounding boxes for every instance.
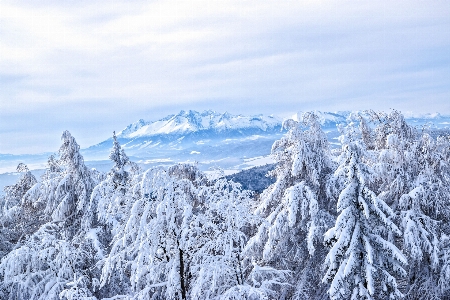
[0,0,449,153]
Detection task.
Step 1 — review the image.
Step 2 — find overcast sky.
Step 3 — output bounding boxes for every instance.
[1,0,449,154]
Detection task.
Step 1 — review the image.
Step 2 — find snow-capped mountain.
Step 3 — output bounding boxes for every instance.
[80,109,450,170]
[1,110,449,191]
[117,110,282,138]
[290,111,348,128]
[83,110,285,170]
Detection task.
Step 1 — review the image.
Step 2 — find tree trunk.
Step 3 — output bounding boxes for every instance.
[179,248,187,300]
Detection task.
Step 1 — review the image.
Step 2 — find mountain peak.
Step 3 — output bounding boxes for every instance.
[117,110,282,138]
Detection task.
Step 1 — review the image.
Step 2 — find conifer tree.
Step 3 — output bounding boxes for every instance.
[0,131,100,300]
[245,112,335,299]
[0,163,38,258]
[190,179,288,299]
[323,140,407,300]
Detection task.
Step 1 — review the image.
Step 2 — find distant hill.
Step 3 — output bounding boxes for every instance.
[225,164,276,194]
[1,110,449,192]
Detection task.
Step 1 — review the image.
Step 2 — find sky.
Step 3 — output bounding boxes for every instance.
[1,0,449,154]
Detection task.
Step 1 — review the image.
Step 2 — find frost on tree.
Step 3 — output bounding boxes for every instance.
[366,111,416,210]
[109,131,130,194]
[18,131,97,238]
[0,223,97,300]
[362,111,450,299]
[91,132,135,233]
[245,112,335,299]
[398,133,450,299]
[88,133,138,298]
[0,131,101,300]
[190,179,288,299]
[190,179,253,299]
[323,141,407,300]
[99,165,206,300]
[98,162,283,300]
[0,163,37,259]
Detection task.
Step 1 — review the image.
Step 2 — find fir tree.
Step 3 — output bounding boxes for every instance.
[246,113,335,299]
[323,141,407,300]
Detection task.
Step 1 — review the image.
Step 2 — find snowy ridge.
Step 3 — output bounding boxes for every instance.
[118,109,450,140]
[290,111,349,127]
[1,109,450,178]
[402,112,450,119]
[118,110,282,138]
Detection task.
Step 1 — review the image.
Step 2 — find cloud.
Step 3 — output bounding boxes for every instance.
[0,0,449,153]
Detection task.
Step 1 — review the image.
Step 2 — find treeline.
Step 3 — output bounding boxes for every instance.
[1,110,450,300]
[225,164,276,194]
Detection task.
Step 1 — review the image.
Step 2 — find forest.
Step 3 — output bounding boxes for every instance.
[1,110,450,300]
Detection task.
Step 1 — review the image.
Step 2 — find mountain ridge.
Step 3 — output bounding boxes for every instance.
[117,109,282,138]
[1,110,449,176]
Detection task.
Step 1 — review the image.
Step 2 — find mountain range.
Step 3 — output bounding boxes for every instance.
[83,109,450,172]
[1,110,449,191]
[82,110,285,171]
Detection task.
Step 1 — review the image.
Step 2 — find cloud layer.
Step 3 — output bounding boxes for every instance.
[1,0,449,153]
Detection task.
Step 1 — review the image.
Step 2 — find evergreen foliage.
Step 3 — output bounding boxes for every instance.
[1,110,449,299]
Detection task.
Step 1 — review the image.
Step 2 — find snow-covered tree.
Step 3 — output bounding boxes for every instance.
[191,179,253,297]
[190,179,289,299]
[17,131,97,238]
[0,163,38,258]
[363,111,450,299]
[398,133,450,299]
[366,110,415,151]
[99,160,286,300]
[86,133,137,298]
[90,132,134,232]
[0,131,101,300]
[245,112,335,299]
[99,164,206,300]
[0,222,98,300]
[323,141,407,300]
[109,131,130,193]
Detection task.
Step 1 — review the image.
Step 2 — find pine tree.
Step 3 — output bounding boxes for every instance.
[245,112,335,299]
[323,141,407,300]
[100,164,207,300]
[190,179,287,299]
[109,131,129,193]
[87,133,136,298]
[0,131,101,300]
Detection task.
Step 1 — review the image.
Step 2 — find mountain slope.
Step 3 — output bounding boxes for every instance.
[83,110,450,168]
[83,110,285,169]
[118,110,281,138]
[1,110,449,179]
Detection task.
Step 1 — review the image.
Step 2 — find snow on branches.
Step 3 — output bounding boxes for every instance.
[1,110,450,300]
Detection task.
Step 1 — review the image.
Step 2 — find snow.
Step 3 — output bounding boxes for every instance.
[290,111,347,126]
[2,109,450,193]
[86,228,104,259]
[241,155,275,169]
[204,169,239,176]
[118,110,282,138]
[138,158,173,164]
[2,110,450,300]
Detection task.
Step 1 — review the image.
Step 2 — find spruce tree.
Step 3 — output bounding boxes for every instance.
[323,140,407,300]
